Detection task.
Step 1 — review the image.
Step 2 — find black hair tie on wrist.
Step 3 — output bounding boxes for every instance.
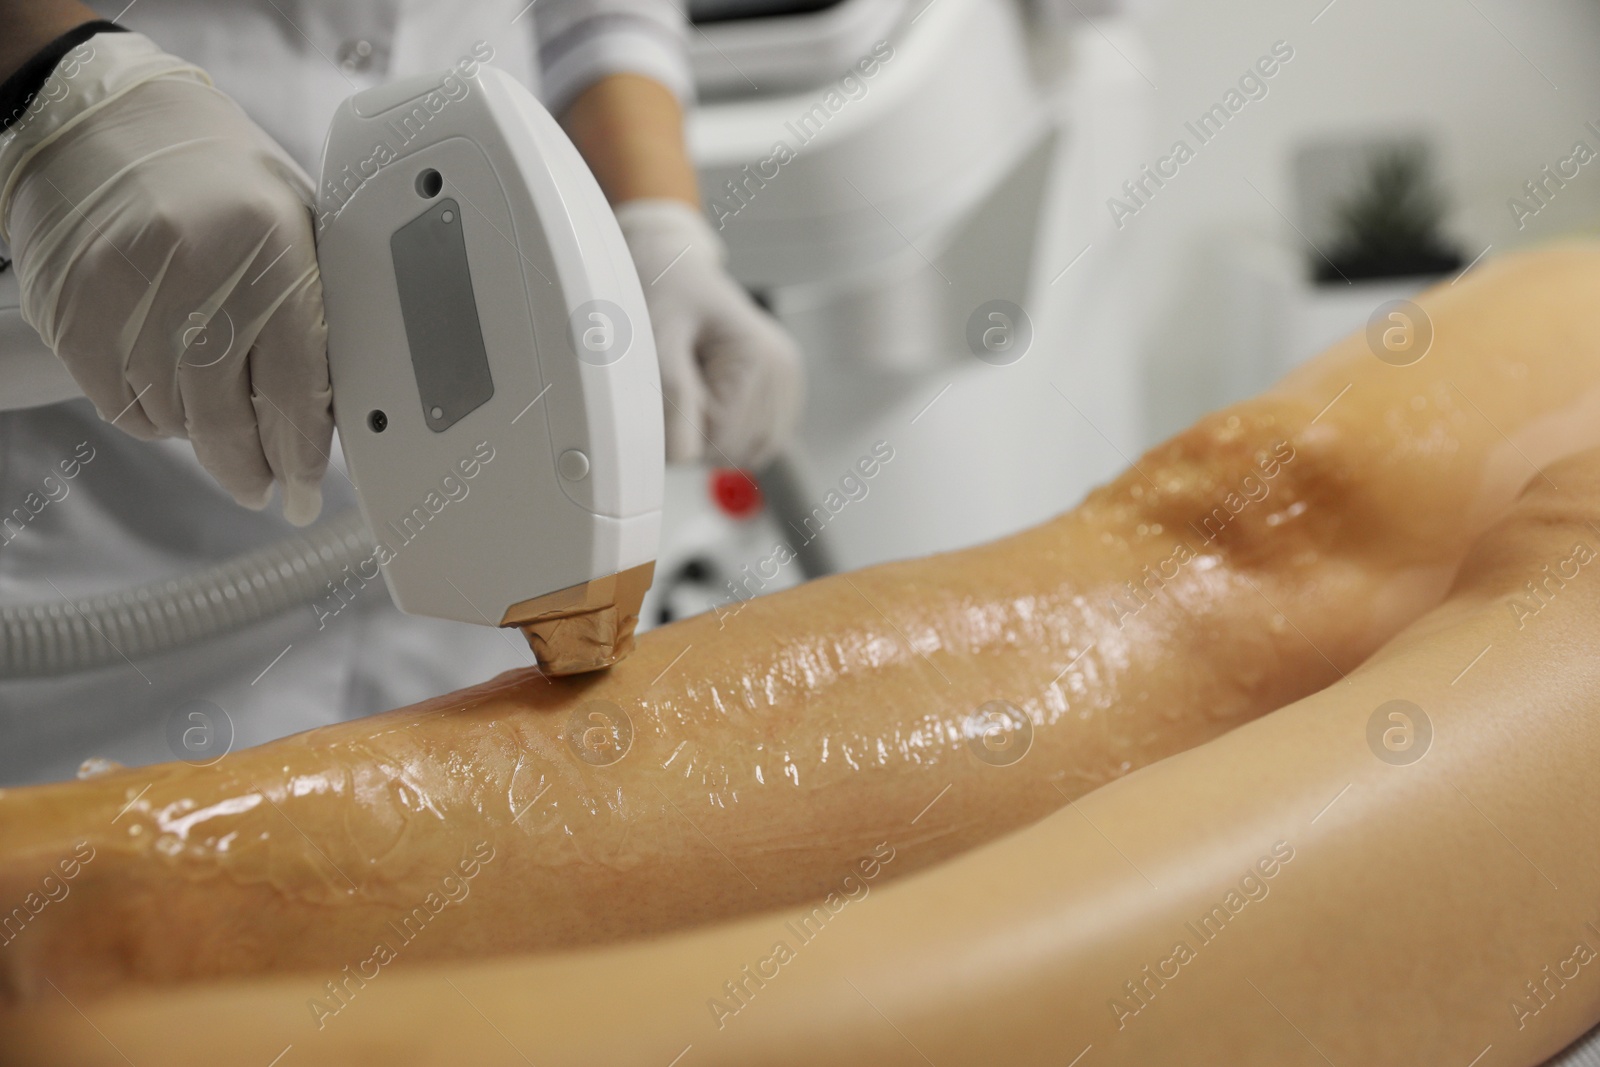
[0,20,127,135]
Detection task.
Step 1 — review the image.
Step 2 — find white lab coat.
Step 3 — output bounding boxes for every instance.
[0,0,691,786]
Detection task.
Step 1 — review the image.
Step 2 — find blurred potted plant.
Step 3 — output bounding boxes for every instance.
[1316,145,1463,283]
[1214,134,1472,399]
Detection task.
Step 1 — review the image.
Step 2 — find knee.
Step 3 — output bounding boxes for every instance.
[1101,399,1361,573]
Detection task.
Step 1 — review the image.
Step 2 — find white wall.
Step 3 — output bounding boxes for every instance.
[1103,0,1600,440]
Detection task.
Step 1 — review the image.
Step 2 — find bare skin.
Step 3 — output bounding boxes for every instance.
[3,247,1600,1008]
[0,0,97,81]
[14,445,1600,1067]
[561,72,703,207]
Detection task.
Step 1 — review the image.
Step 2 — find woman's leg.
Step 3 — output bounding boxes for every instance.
[11,409,1600,1067]
[4,245,1600,1002]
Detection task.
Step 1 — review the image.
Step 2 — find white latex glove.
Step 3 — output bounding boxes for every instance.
[614,198,803,468]
[0,32,331,525]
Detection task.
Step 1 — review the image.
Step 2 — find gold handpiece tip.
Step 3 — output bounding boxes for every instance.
[500,562,655,677]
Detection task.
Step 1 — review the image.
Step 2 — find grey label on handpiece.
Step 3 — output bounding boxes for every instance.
[390,198,494,432]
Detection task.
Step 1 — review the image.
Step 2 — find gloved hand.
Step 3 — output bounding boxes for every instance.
[614,198,803,468]
[0,32,331,525]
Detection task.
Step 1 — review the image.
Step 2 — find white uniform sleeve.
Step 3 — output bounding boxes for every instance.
[535,0,695,117]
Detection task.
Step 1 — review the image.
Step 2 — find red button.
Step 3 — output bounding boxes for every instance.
[710,468,763,519]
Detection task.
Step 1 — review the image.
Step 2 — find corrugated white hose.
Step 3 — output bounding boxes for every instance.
[0,509,372,676]
[1549,1025,1600,1067]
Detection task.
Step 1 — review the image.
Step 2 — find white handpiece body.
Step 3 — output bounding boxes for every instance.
[314,65,663,647]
